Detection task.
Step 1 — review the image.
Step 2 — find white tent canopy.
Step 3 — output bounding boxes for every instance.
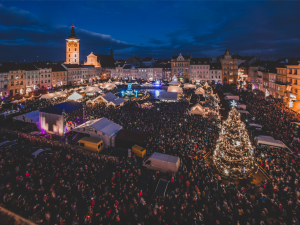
[184,83,196,89]
[168,75,181,86]
[204,82,210,88]
[237,110,250,114]
[159,92,178,101]
[195,87,205,95]
[55,90,67,97]
[84,86,102,94]
[255,135,290,150]
[107,98,125,107]
[190,103,205,115]
[167,86,183,94]
[13,110,39,123]
[141,82,153,87]
[102,82,116,90]
[68,91,83,101]
[72,118,123,147]
[40,93,58,99]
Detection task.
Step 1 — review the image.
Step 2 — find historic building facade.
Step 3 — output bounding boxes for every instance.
[220,49,238,84]
[190,57,210,83]
[171,53,191,82]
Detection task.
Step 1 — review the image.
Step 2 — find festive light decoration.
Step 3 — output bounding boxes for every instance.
[213,107,257,179]
[230,100,238,108]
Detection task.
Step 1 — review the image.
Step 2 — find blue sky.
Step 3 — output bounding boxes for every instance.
[0,1,300,62]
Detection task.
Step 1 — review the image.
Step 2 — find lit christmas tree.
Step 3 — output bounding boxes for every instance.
[213,107,257,179]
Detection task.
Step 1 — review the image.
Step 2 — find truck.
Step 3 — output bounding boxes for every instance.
[142,152,180,173]
[132,144,146,158]
[77,137,104,153]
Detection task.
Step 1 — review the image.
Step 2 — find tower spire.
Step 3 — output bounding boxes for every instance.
[110,46,113,58]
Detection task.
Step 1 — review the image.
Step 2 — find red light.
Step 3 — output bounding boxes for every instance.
[87,215,90,219]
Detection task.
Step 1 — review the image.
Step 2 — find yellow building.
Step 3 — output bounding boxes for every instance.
[8,65,26,97]
[286,62,300,105]
[65,26,79,65]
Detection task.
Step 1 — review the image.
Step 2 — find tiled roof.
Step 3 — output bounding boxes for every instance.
[94,54,115,68]
[210,63,222,69]
[190,57,210,65]
[51,64,67,72]
[123,65,133,69]
[63,64,81,68]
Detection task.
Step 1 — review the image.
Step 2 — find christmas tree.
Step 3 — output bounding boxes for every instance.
[213,107,257,179]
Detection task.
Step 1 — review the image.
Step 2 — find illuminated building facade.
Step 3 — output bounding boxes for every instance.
[65,26,80,65]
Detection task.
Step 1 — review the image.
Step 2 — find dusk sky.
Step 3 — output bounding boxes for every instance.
[1,1,300,62]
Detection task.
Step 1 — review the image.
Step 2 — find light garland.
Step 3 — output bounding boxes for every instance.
[213,107,258,179]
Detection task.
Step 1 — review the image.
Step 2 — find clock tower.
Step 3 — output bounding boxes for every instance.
[65,26,79,65]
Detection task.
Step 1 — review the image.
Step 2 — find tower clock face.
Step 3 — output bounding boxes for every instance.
[74,43,77,47]
[68,43,71,47]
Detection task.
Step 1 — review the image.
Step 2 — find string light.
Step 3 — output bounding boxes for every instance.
[213,107,258,179]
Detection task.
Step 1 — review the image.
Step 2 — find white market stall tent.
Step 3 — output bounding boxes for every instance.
[190,103,205,115]
[167,86,183,94]
[102,82,117,90]
[72,117,123,147]
[68,91,83,101]
[168,75,181,86]
[237,110,250,114]
[55,90,67,97]
[107,98,125,107]
[141,82,153,88]
[255,135,290,151]
[195,87,205,95]
[159,92,178,101]
[84,86,102,94]
[13,110,39,124]
[40,93,58,100]
[184,83,196,89]
[204,82,210,89]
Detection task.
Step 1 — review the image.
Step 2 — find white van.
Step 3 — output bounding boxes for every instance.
[142,152,180,173]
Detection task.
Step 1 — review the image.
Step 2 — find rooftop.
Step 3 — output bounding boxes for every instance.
[40,101,84,115]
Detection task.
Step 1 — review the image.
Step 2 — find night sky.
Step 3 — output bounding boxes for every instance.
[1,1,300,62]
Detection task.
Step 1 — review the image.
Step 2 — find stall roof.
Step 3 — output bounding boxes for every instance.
[159,92,178,101]
[40,101,83,115]
[237,110,250,114]
[111,98,125,106]
[102,92,118,102]
[68,91,83,101]
[256,135,289,149]
[74,117,122,137]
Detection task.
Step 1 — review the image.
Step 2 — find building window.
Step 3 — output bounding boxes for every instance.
[11,82,14,86]
[53,74,55,77]
[41,75,43,78]
[75,59,76,62]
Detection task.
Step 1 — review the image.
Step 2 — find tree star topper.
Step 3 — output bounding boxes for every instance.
[231,100,238,108]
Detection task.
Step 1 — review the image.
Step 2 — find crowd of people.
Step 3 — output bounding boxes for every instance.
[0,84,300,225]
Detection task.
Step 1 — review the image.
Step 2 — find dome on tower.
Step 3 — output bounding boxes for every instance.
[68,26,78,39]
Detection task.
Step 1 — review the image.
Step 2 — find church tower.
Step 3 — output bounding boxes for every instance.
[110,46,113,58]
[65,26,79,65]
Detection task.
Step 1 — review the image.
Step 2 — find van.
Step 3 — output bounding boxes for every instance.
[142,152,180,173]
[132,145,146,158]
[77,137,104,153]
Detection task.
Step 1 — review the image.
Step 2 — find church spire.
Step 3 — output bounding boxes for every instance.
[110,46,113,58]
